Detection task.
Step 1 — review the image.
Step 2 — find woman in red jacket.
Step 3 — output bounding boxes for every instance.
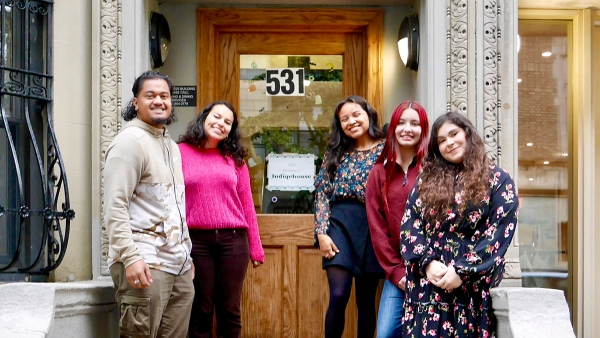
[365,100,429,337]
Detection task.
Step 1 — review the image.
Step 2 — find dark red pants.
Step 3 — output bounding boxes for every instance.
[188,228,250,338]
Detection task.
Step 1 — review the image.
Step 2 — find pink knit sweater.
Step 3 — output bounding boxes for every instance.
[178,143,265,262]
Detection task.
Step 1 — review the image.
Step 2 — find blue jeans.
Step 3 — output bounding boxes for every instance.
[376,279,405,338]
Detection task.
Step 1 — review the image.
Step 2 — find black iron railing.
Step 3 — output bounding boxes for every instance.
[0,0,74,281]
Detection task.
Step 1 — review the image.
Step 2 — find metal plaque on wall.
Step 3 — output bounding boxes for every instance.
[172,86,197,107]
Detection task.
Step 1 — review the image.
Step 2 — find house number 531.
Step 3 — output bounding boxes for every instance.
[265,68,305,96]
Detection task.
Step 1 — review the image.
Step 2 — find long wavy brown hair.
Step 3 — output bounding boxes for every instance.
[419,112,490,222]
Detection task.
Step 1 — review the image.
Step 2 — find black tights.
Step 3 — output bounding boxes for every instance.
[324,266,380,338]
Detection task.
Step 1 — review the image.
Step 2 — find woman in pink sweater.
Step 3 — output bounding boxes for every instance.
[178,100,264,338]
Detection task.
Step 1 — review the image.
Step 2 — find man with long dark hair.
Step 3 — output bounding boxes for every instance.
[104,70,194,337]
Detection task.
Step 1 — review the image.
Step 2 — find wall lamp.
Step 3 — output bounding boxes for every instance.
[397,13,419,71]
[149,12,171,69]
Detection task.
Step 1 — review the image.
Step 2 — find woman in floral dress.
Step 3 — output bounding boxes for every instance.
[400,112,518,338]
[314,95,385,338]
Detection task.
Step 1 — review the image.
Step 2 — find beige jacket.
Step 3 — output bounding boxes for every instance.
[103,118,192,275]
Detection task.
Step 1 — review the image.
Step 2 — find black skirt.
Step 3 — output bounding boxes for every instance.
[322,199,383,276]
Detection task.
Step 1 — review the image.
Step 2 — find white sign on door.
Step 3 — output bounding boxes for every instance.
[265,153,315,191]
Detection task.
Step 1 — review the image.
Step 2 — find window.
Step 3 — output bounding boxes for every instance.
[239,55,343,214]
[0,0,73,281]
[517,19,571,304]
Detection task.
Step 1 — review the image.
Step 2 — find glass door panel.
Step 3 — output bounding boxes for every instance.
[239,55,343,215]
[517,20,571,301]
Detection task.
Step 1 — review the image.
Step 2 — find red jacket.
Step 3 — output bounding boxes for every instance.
[365,159,418,285]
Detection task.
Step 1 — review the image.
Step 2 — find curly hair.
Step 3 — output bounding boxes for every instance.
[376,100,429,210]
[177,100,248,167]
[418,112,490,222]
[322,95,384,179]
[121,70,177,125]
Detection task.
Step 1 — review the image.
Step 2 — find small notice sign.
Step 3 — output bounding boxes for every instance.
[265,153,315,191]
[172,86,197,107]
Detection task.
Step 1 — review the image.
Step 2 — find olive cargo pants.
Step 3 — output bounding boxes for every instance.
[110,262,195,337]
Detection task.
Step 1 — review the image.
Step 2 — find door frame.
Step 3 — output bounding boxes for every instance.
[196,7,383,112]
[518,9,594,337]
[195,7,384,337]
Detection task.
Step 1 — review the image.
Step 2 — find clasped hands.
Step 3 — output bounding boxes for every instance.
[425,260,462,292]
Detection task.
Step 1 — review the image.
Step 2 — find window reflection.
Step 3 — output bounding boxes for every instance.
[239,55,343,214]
[517,20,570,297]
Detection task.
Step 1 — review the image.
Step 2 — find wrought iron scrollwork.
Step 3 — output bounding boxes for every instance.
[0,117,75,274]
[1,206,75,222]
[28,2,50,15]
[0,0,72,278]
[1,0,17,8]
[1,0,51,14]
[30,74,49,98]
[2,71,25,95]
[0,67,51,100]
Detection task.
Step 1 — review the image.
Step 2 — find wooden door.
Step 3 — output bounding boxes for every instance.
[197,8,383,338]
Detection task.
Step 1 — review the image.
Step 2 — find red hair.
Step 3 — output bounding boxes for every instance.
[376,100,430,210]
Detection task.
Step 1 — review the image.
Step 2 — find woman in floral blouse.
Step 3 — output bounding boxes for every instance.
[314,95,385,338]
[400,112,518,338]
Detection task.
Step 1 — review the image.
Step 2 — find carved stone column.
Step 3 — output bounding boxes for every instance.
[447,0,521,285]
[92,0,157,279]
[93,0,122,278]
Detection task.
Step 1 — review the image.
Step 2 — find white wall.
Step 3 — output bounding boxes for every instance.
[53,0,93,282]
[382,6,415,121]
[122,0,161,105]
[414,0,448,121]
[158,5,199,140]
[593,12,600,334]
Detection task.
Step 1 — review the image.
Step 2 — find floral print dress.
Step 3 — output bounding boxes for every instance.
[313,143,384,274]
[400,165,518,338]
[314,142,384,239]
